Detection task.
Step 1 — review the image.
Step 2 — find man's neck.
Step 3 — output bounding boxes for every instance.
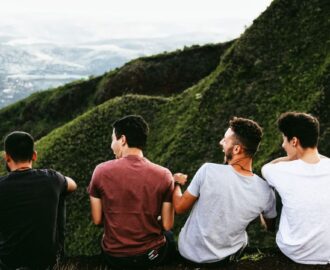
[229,156,253,176]
[10,161,32,172]
[298,147,320,164]
[122,147,144,158]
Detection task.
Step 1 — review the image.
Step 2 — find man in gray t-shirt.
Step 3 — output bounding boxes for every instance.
[173,117,277,264]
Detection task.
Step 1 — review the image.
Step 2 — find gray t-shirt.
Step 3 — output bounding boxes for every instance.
[178,163,276,263]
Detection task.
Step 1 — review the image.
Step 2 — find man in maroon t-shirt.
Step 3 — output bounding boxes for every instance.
[88,115,175,268]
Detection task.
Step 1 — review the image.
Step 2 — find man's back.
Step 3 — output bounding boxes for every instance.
[179,163,276,263]
[88,155,173,256]
[262,158,330,264]
[0,169,67,268]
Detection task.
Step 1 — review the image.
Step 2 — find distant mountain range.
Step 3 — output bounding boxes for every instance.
[0,33,223,108]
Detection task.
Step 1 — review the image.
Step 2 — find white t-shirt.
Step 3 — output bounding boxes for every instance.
[178,163,276,263]
[262,158,330,264]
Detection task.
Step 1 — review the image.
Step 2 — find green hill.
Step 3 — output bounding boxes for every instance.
[0,42,231,142]
[1,0,329,256]
[35,95,169,255]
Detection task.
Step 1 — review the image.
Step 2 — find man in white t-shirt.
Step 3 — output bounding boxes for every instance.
[173,117,277,264]
[262,112,330,265]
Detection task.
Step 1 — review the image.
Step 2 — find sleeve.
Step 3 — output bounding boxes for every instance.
[187,163,207,197]
[163,170,174,202]
[54,171,68,195]
[262,187,277,219]
[261,164,276,187]
[88,165,103,198]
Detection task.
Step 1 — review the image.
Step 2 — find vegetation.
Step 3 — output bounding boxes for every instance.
[35,95,169,255]
[0,42,231,141]
[55,250,330,270]
[0,0,329,260]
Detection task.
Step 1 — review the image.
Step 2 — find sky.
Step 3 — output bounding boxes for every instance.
[0,0,274,44]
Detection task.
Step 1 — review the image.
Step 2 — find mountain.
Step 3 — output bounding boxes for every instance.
[0,40,125,107]
[0,42,232,140]
[1,0,329,256]
[0,34,227,108]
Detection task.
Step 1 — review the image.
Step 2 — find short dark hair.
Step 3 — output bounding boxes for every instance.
[277,112,319,148]
[4,131,35,162]
[112,115,149,149]
[229,117,263,157]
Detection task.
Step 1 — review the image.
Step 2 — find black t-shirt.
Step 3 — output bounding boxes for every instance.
[0,168,68,268]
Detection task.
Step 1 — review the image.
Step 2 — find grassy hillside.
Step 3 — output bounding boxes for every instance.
[0,42,231,142]
[2,0,329,257]
[35,95,169,255]
[93,43,233,103]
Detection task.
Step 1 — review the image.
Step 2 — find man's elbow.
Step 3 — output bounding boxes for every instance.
[70,181,78,192]
[92,216,102,225]
[93,220,102,226]
[162,221,173,231]
[66,177,78,192]
[174,204,187,215]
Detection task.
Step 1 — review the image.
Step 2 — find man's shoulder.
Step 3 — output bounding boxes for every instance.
[253,174,273,190]
[94,157,172,177]
[1,168,60,179]
[320,157,330,165]
[201,162,229,173]
[95,159,118,171]
[0,169,66,191]
[262,160,294,173]
[145,159,171,174]
[31,168,62,178]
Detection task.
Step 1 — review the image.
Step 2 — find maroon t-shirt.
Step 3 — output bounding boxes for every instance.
[88,155,174,256]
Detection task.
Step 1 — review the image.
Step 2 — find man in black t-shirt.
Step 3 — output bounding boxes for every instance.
[0,131,77,270]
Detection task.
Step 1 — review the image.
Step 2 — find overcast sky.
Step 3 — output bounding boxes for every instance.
[1,0,272,20]
[0,0,273,44]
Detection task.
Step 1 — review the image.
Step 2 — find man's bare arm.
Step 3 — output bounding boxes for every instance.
[65,176,77,192]
[172,173,198,214]
[90,196,103,225]
[161,202,174,231]
[173,188,198,214]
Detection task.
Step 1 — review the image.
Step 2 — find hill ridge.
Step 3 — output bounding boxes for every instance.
[0,42,232,142]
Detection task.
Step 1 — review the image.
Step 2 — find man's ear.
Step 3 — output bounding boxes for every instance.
[233,144,242,154]
[4,152,11,163]
[32,151,37,162]
[291,137,299,147]
[121,135,127,146]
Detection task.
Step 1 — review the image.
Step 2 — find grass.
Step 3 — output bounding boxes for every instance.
[54,249,330,270]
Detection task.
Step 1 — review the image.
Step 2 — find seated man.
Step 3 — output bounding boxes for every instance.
[0,131,77,270]
[262,112,330,264]
[88,115,175,268]
[174,117,276,264]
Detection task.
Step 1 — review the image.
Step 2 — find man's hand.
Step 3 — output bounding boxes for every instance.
[173,173,188,185]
